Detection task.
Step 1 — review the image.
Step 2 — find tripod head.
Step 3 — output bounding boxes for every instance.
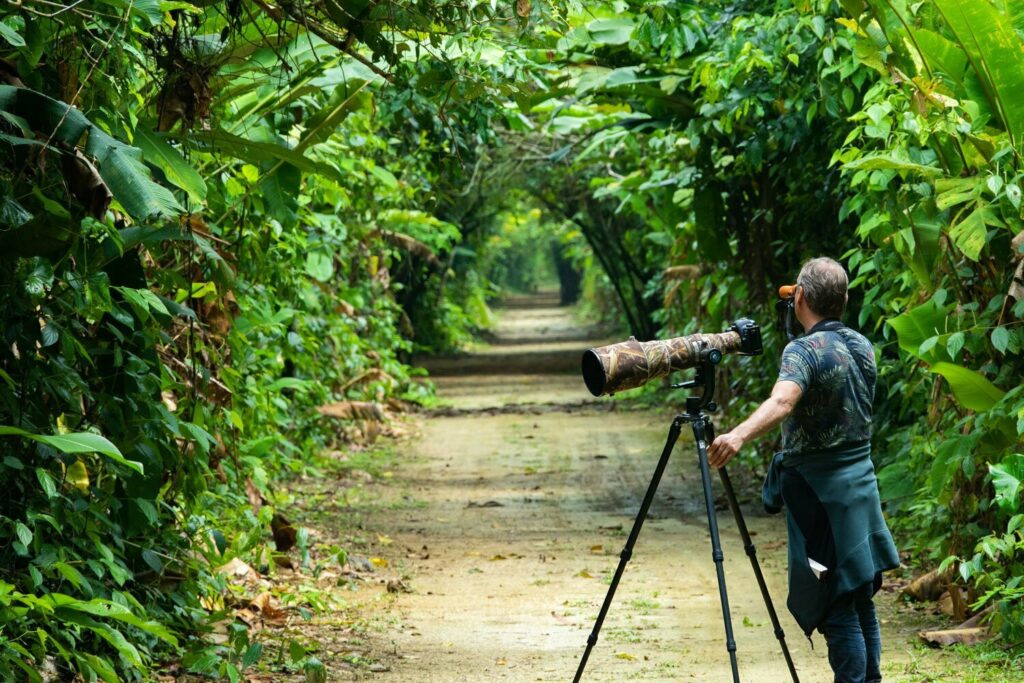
[673,345,721,414]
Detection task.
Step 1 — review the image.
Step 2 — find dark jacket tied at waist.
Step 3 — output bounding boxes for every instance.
[762,442,900,635]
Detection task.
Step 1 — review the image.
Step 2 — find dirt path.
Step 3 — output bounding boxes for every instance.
[378,294,820,681]
[297,292,973,682]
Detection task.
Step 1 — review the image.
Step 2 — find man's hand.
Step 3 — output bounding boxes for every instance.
[708,432,745,469]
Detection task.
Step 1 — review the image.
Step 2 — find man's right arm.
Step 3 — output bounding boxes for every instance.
[706,380,803,468]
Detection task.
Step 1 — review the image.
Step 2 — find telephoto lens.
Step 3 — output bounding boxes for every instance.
[581,319,761,396]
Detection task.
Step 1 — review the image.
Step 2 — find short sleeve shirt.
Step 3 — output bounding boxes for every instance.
[777,322,876,455]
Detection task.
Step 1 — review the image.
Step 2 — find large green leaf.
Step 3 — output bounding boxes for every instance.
[886,299,952,362]
[862,0,917,73]
[187,128,343,181]
[989,454,1024,514]
[258,162,301,226]
[0,85,183,220]
[910,27,969,91]
[929,361,1006,411]
[46,594,178,645]
[904,206,942,285]
[296,85,373,152]
[57,612,142,667]
[88,133,183,220]
[0,85,90,145]
[95,0,166,26]
[934,0,1024,151]
[0,196,32,228]
[842,152,944,176]
[0,20,25,48]
[587,18,634,46]
[0,426,143,474]
[134,129,207,204]
[947,203,1000,261]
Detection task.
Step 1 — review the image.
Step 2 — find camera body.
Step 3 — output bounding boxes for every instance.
[730,318,763,356]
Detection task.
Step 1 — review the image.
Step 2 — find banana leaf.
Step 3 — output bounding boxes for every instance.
[185,127,344,181]
[909,27,968,92]
[934,0,1024,152]
[0,85,184,221]
[134,129,207,204]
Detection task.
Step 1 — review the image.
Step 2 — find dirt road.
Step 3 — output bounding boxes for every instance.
[302,292,965,682]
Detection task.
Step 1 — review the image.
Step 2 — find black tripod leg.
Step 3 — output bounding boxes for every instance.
[573,416,684,683]
[693,417,740,683]
[718,466,801,683]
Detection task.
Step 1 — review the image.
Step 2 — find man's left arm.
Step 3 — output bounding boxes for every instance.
[706,380,803,468]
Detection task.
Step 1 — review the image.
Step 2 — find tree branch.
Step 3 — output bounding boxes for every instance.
[251,0,394,82]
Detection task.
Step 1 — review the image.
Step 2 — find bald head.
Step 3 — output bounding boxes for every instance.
[797,257,848,319]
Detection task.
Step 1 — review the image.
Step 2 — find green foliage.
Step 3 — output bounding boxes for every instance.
[0,85,183,222]
[0,0,516,677]
[506,0,1024,645]
[3,0,1024,675]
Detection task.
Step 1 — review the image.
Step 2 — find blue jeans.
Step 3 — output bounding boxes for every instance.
[817,583,882,683]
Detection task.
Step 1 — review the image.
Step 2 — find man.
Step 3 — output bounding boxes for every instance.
[707,257,899,683]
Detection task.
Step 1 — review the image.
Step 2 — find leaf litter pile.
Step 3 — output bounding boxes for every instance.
[162,438,415,682]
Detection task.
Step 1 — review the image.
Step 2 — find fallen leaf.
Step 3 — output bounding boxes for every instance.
[490,555,507,561]
[615,652,637,661]
[207,618,232,645]
[576,570,594,579]
[590,545,603,553]
[369,557,389,568]
[919,627,989,647]
[217,557,255,578]
[904,566,954,602]
[377,534,394,546]
[317,401,386,421]
[249,591,287,620]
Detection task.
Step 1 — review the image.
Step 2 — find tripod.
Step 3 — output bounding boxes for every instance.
[573,348,800,683]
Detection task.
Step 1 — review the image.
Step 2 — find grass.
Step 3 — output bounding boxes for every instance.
[628,597,662,614]
[885,641,1024,683]
[606,627,645,644]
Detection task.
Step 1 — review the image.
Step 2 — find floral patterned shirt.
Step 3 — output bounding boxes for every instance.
[777,321,876,455]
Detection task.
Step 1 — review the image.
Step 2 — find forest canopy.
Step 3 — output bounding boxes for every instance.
[0,0,1022,679]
